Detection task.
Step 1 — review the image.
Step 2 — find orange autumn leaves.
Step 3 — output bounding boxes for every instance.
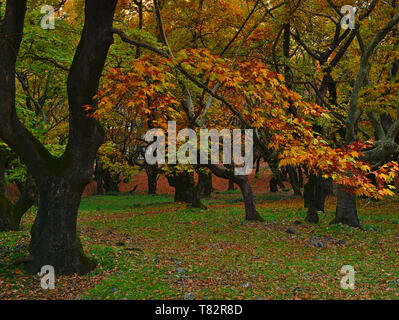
[93,48,399,199]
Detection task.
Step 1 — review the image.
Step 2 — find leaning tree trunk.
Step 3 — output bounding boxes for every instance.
[236,176,264,221]
[331,185,361,228]
[25,176,95,275]
[0,155,37,231]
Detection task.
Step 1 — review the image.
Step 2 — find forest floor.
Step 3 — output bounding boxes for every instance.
[1,188,399,300]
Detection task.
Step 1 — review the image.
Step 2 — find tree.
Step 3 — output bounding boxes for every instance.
[0,0,118,275]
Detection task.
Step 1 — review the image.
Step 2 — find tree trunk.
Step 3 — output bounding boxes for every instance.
[237,176,264,221]
[0,155,13,231]
[288,166,301,195]
[269,177,279,192]
[298,166,303,189]
[12,178,37,230]
[304,175,327,210]
[228,179,235,191]
[167,171,203,207]
[255,157,261,174]
[25,176,95,275]
[0,0,118,275]
[146,165,158,195]
[103,171,120,194]
[305,206,319,224]
[303,174,330,223]
[95,159,104,195]
[331,185,361,228]
[198,171,212,197]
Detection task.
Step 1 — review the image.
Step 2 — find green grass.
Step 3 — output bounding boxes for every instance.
[1,192,399,300]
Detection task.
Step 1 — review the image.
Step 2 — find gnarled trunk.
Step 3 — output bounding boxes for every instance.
[167,171,202,207]
[145,165,158,195]
[331,185,360,228]
[25,176,95,275]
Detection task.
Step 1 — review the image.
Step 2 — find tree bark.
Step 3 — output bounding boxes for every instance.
[228,179,235,191]
[146,164,158,195]
[304,175,328,210]
[198,171,213,197]
[26,176,95,275]
[303,174,328,223]
[331,185,361,228]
